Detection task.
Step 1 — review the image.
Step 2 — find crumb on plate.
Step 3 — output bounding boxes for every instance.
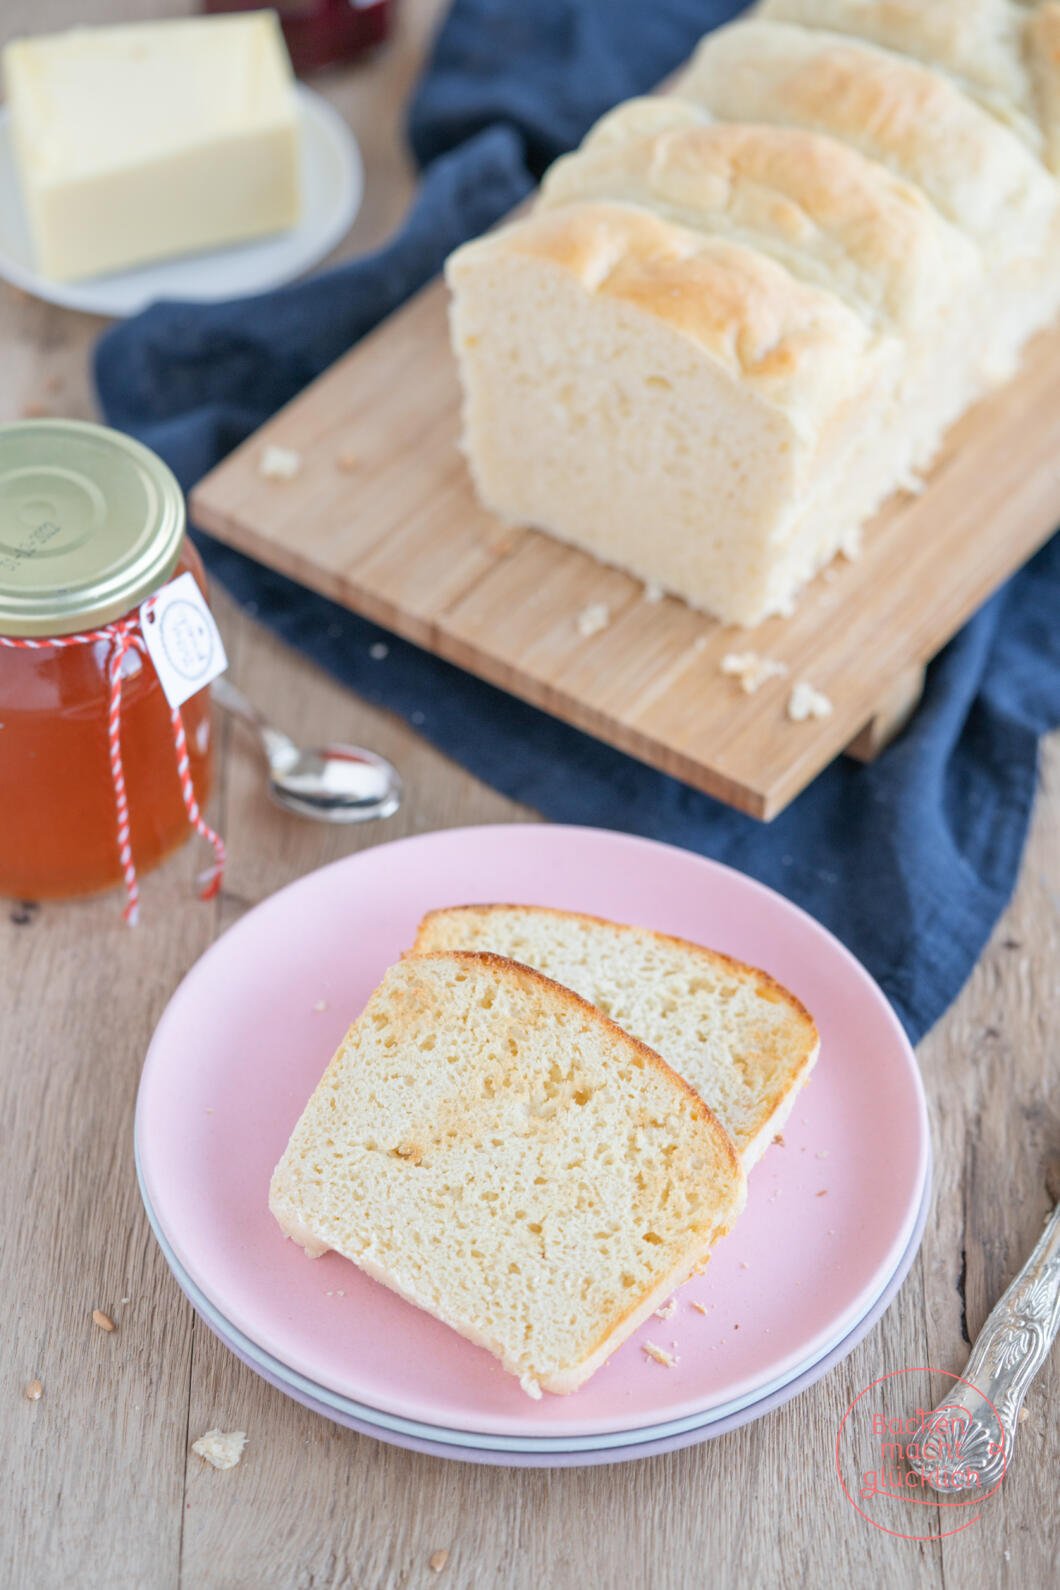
[642,1341,678,1368]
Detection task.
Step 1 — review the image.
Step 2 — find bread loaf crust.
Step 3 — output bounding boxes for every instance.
[446,6,1060,624]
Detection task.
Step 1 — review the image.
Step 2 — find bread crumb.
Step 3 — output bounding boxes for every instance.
[120,1296,131,1305]
[816,1189,828,1198]
[576,602,611,638]
[369,642,389,661]
[739,1262,750,1270]
[335,450,359,473]
[393,1142,423,1165]
[773,1134,785,1147]
[642,1341,678,1367]
[260,445,302,482]
[787,682,833,722]
[520,1372,543,1400]
[192,1429,247,1470]
[733,1323,740,1331]
[642,581,664,604]
[91,1309,116,1333]
[654,1297,677,1320]
[815,1150,829,1160]
[721,651,788,695]
[313,1000,328,1013]
[24,1379,43,1401]
[429,1550,449,1574]
[1019,1408,1029,1424]
[690,1302,709,1315]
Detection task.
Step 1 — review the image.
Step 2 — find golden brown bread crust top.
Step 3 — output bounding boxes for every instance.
[447,200,875,410]
[413,909,813,1043]
[411,947,745,1191]
[413,903,820,1151]
[540,119,974,329]
[759,0,1033,112]
[675,18,1056,242]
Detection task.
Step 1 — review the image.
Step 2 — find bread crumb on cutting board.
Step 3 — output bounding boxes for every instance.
[721,652,788,694]
[576,601,611,638]
[260,445,302,482]
[192,1429,247,1470]
[787,682,833,722]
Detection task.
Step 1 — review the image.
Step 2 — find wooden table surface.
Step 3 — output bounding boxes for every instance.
[1,3,1056,1586]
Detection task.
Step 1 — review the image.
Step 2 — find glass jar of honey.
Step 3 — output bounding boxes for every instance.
[0,420,217,907]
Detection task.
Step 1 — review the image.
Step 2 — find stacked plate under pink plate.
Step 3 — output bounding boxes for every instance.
[135,826,930,1466]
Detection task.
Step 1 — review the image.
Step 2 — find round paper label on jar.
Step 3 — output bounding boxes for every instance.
[141,571,228,710]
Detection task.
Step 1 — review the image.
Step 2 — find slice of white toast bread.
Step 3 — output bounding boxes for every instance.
[269,951,746,1398]
[411,907,820,1169]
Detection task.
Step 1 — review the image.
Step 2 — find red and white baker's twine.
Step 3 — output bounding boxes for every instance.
[0,606,224,924]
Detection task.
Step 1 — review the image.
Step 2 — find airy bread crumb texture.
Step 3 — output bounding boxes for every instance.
[270,952,746,1396]
[411,906,819,1168]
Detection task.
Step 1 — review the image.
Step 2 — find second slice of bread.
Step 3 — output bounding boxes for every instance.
[269,951,745,1397]
[411,907,819,1168]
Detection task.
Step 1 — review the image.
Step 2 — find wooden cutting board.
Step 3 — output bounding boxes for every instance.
[191,276,1060,819]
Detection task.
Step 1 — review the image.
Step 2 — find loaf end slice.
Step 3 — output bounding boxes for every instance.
[411,906,820,1169]
[269,952,746,1397]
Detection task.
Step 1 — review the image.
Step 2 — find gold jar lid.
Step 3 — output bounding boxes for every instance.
[0,418,185,637]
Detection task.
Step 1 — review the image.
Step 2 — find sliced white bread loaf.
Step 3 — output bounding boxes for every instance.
[446,9,1060,625]
[269,951,746,1398]
[410,906,820,1169]
[447,203,901,625]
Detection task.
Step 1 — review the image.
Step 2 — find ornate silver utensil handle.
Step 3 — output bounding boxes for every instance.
[909,1202,1060,1494]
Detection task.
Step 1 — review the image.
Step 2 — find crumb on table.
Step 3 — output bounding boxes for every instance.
[192,1429,247,1471]
[24,1379,43,1401]
[91,1309,115,1333]
[429,1549,450,1573]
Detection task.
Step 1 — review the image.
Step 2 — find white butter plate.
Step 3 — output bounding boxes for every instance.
[0,85,363,318]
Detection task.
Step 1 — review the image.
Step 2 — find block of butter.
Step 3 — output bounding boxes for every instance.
[2,12,301,283]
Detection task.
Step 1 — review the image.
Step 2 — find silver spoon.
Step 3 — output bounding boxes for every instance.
[212,675,402,824]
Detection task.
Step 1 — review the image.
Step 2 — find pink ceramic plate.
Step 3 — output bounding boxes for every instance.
[136,824,928,1440]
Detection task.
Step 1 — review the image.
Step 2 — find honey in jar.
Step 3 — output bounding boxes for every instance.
[0,420,216,903]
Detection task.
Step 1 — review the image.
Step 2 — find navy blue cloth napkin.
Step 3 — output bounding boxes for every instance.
[95,0,1060,1044]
